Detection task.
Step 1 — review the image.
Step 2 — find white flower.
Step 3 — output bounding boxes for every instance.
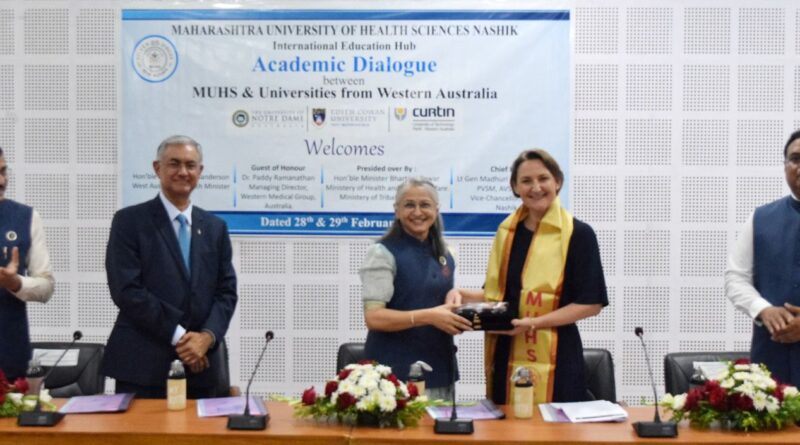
[752,392,768,412]
[38,389,52,403]
[720,378,735,389]
[380,379,396,397]
[377,394,397,412]
[398,383,409,398]
[734,364,751,371]
[671,393,687,411]
[735,381,756,398]
[783,386,799,398]
[766,396,780,414]
[659,393,674,406]
[359,374,379,391]
[375,365,392,376]
[733,371,752,381]
[7,392,23,405]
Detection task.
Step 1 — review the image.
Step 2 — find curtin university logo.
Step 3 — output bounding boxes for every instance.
[312,108,326,127]
[232,110,249,127]
[132,35,178,83]
[394,107,407,121]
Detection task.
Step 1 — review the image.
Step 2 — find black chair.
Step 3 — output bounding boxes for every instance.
[663,351,749,395]
[583,348,616,402]
[214,338,240,396]
[31,342,105,397]
[336,342,366,372]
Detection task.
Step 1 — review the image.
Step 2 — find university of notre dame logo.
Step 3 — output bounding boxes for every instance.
[232,110,249,127]
[312,108,326,127]
[132,35,179,83]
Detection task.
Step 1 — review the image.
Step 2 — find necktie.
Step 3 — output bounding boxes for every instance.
[176,214,190,271]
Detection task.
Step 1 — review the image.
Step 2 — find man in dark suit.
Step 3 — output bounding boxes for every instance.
[103,135,237,398]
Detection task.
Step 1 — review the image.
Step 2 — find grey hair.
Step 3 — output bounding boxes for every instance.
[156,135,203,162]
[383,177,448,260]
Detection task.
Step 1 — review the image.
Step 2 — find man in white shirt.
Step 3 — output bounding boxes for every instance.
[0,146,55,379]
[726,130,800,385]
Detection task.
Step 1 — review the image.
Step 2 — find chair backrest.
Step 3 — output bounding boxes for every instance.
[31,342,105,397]
[663,351,749,395]
[213,338,232,397]
[583,348,616,402]
[336,342,366,372]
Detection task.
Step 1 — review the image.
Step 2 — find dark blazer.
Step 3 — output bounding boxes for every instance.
[102,196,237,388]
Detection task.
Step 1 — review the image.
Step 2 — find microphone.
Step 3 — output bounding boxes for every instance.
[18,330,82,427]
[434,344,473,434]
[632,327,677,438]
[227,330,273,430]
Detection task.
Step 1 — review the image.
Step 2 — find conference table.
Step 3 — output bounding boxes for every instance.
[0,400,798,445]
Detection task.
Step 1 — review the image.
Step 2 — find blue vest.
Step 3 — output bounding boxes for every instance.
[0,199,33,380]
[364,231,457,389]
[752,196,800,386]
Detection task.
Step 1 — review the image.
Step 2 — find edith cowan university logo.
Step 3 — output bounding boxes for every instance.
[312,108,326,127]
[394,107,407,121]
[132,35,178,83]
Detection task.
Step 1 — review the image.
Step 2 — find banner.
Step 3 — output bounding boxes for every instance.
[121,9,570,235]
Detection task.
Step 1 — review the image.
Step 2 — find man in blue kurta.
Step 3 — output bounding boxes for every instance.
[0,146,55,380]
[726,130,800,386]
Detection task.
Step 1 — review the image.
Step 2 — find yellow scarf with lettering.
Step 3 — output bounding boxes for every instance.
[484,197,573,404]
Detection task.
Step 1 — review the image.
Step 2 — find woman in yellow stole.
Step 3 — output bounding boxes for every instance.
[449,149,608,405]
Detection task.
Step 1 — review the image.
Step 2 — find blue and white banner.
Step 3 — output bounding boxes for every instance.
[121,9,570,236]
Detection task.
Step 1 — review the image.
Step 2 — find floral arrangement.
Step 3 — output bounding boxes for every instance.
[659,359,800,431]
[0,369,56,417]
[293,361,429,428]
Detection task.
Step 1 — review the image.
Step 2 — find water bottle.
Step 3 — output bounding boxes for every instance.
[511,366,534,419]
[167,360,186,411]
[25,358,45,396]
[408,360,432,395]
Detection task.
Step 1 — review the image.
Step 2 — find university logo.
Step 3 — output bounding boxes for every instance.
[132,35,178,83]
[394,107,407,121]
[232,110,249,127]
[312,108,326,127]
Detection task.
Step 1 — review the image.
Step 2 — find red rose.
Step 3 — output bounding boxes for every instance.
[703,380,721,392]
[0,368,7,387]
[337,392,356,410]
[325,380,338,397]
[708,387,728,411]
[684,387,703,411]
[775,384,789,402]
[357,359,374,365]
[301,386,317,406]
[396,399,407,410]
[730,393,754,411]
[338,369,352,380]
[13,377,28,394]
[734,358,751,366]
[387,374,400,387]
[407,382,419,399]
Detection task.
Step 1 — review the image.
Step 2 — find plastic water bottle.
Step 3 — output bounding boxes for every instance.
[511,366,534,419]
[167,360,186,411]
[25,358,45,396]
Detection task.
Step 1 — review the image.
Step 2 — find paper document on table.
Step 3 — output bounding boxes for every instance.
[426,399,505,420]
[540,400,628,423]
[694,361,728,381]
[196,396,267,417]
[32,348,79,367]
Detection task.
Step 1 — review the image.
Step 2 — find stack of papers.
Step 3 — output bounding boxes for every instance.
[693,361,728,382]
[539,400,628,423]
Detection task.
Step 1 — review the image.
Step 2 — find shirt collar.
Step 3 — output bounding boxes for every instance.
[159,192,192,225]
